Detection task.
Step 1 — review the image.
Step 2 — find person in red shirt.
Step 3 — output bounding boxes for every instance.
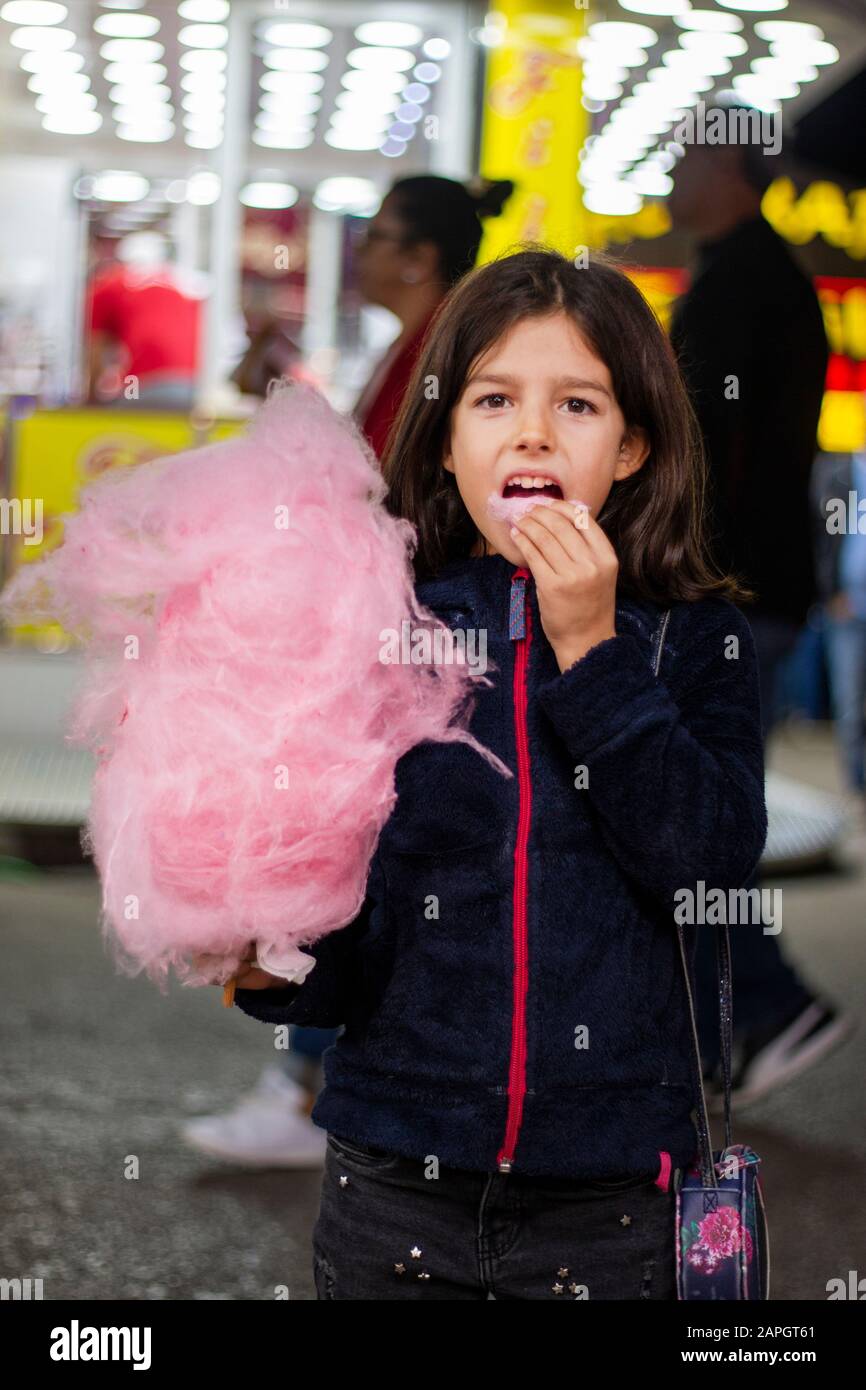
[353,176,513,459]
[86,232,204,408]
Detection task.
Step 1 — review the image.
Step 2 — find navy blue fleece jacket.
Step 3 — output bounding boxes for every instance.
[234,552,767,1181]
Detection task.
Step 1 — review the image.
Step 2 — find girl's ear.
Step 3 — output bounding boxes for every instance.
[442,449,455,475]
[614,427,650,481]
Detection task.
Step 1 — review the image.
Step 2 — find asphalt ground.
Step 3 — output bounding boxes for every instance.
[1,722,863,1301]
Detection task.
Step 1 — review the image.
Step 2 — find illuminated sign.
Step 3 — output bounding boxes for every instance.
[763,179,866,260]
[623,267,688,334]
[815,277,866,452]
[574,179,866,259]
[477,0,589,260]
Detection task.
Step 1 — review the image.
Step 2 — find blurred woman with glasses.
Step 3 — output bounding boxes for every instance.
[352,174,514,459]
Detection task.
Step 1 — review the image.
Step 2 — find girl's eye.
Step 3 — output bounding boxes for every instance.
[472,393,597,413]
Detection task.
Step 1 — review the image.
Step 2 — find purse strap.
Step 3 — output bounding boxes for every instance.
[652,608,733,1189]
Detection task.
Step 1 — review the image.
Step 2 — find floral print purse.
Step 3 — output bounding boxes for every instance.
[652,609,771,1300]
[672,922,770,1300]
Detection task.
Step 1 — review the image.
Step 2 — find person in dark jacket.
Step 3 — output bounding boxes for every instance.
[668,110,846,1106]
[668,120,828,635]
[228,249,767,1300]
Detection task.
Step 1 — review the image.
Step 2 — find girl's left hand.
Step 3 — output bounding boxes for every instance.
[192,946,288,990]
[509,499,618,672]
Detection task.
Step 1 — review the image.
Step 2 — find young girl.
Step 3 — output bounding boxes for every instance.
[230,247,767,1300]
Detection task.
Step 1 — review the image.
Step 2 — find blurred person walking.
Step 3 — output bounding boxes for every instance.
[669,103,852,1107]
[182,175,513,1167]
[812,441,866,811]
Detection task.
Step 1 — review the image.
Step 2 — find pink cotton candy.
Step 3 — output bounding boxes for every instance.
[1,380,511,990]
[486,491,590,524]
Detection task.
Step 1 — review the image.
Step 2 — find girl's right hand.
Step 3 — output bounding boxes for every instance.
[193,946,290,990]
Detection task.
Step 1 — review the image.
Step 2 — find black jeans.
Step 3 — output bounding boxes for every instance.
[312,1134,679,1300]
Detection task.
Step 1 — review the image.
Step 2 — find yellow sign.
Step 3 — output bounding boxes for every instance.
[585,202,672,247]
[763,179,866,260]
[5,409,200,647]
[477,0,590,261]
[624,266,688,335]
[9,409,194,564]
[567,178,866,260]
[818,391,866,453]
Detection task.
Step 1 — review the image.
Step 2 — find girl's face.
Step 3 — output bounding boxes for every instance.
[443,311,649,563]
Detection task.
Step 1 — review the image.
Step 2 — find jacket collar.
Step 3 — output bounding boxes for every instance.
[415,552,519,611]
[415,553,665,643]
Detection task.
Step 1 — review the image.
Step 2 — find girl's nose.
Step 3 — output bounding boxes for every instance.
[513,404,554,453]
[514,429,553,453]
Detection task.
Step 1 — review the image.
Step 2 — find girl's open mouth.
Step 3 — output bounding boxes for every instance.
[487,476,577,524]
[501,478,563,500]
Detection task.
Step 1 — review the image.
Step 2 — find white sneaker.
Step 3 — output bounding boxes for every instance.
[180,1064,328,1168]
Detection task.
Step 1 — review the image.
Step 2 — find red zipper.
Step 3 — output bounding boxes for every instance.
[497,566,533,1173]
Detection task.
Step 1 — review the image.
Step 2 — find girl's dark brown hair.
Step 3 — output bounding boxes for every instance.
[381,244,753,605]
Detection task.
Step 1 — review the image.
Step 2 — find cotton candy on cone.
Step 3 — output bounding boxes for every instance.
[0,380,511,990]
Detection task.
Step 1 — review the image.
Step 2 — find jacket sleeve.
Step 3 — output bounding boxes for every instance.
[233,895,373,1029]
[536,599,767,913]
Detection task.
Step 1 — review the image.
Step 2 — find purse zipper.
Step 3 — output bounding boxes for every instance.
[497,566,533,1173]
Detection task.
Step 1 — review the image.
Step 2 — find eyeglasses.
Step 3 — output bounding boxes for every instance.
[357,227,407,249]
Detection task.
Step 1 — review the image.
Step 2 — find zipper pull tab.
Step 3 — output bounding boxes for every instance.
[509,568,530,641]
